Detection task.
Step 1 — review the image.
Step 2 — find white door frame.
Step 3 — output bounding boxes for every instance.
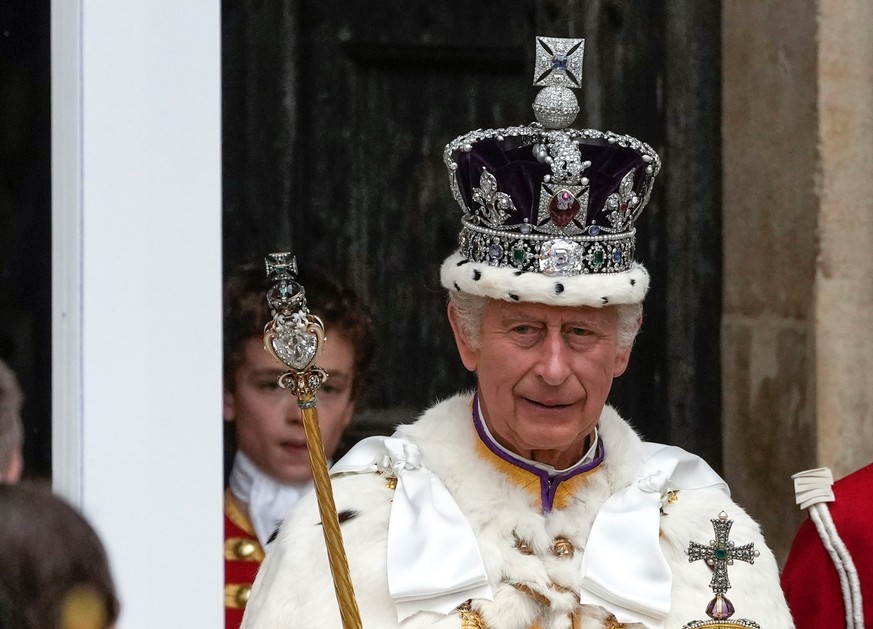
[51,2,224,625]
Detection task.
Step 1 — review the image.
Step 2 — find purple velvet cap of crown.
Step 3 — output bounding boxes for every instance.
[452,135,646,232]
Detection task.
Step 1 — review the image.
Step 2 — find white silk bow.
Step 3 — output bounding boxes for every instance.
[578,443,730,628]
[331,436,493,622]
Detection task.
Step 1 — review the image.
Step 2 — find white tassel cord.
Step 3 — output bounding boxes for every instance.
[808,503,864,629]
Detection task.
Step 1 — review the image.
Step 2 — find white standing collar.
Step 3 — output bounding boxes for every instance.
[229,451,314,547]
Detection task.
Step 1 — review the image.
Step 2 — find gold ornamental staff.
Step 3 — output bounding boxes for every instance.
[261,252,362,629]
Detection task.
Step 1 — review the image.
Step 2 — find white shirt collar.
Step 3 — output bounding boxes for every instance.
[228,451,314,547]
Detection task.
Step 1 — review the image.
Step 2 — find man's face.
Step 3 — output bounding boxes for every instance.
[224,332,356,484]
[449,299,631,469]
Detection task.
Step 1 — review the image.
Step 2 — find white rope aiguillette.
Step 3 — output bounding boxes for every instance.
[792,467,864,629]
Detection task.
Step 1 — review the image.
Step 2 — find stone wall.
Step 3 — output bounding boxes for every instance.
[722,0,873,563]
[815,0,873,478]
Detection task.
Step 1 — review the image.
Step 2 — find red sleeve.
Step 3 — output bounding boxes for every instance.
[781,463,873,628]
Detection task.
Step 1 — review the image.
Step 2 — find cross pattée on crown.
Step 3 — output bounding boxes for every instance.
[534,36,584,89]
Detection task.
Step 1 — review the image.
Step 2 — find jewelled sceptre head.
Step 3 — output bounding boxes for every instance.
[262,252,362,629]
[262,252,328,403]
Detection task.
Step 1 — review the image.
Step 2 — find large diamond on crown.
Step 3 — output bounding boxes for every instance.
[539,238,583,276]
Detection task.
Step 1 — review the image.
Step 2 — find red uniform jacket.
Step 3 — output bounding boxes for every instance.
[225,489,265,629]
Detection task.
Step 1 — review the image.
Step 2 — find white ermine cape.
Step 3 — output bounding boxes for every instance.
[242,394,794,629]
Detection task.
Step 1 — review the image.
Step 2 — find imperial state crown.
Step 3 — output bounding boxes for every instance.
[440,36,661,307]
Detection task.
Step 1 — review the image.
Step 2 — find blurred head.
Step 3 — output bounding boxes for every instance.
[0,358,23,483]
[0,481,119,629]
[448,293,640,469]
[223,264,374,484]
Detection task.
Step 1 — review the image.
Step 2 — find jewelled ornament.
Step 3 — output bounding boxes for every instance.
[682,512,762,628]
[262,252,328,404]
[443,37,660,279]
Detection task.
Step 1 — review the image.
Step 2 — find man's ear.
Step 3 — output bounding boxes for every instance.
[612,346,632,378]
[447,301,479,372]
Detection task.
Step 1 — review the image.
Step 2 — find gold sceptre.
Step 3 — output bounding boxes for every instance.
[261,252,362,629]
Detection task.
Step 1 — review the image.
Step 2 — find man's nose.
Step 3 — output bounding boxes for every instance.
[284,397,303,424]
[534,331,571,385]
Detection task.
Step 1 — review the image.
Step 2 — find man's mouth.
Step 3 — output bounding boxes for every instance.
[524,397,573,410]
[280,439,307,452]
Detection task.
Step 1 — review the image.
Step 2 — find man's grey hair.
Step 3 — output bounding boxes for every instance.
[448,291,642,350]
[0,359,24,473]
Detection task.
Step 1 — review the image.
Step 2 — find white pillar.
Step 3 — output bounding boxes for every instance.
[51,2,223,626]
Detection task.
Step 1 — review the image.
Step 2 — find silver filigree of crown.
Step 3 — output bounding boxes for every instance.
[444,127,659,276]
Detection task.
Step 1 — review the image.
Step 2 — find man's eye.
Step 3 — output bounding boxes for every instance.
[320,383,347,396]
[512,325,535,334]
[568,327,591,336]
[259,381,282,391]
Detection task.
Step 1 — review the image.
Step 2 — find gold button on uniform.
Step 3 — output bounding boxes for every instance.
[235,539,256,559]
[224,536,265,562]
[236,585,251,607]
[225,584,253,610]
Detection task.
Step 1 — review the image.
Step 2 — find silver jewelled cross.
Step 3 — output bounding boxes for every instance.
[682,512,762,627]
[533,36,584,88]
[265,251,298,282]
[686,511,759,594]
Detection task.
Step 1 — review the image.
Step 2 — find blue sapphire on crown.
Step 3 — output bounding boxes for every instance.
[534,37,584,89]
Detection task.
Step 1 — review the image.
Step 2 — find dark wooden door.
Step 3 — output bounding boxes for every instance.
[0,0,52,477]
[222,0,722,467]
